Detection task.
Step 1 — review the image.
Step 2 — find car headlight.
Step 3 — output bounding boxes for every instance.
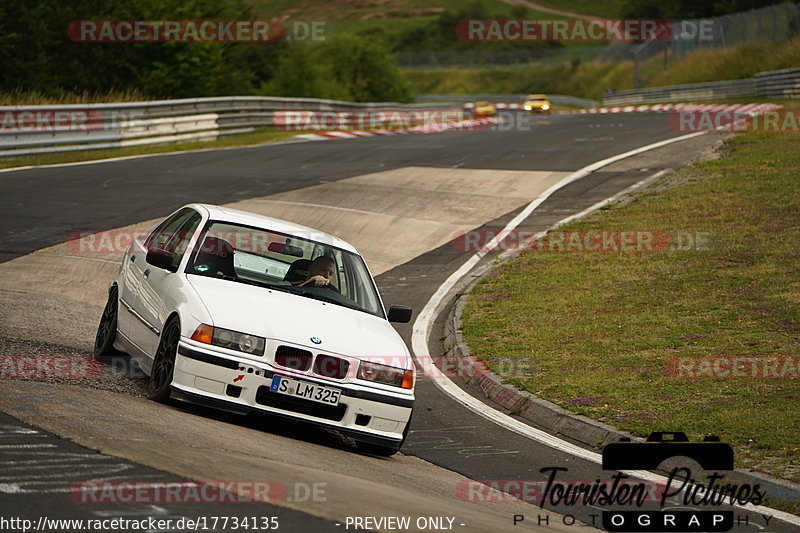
[542,104,550,110]
[358,361,414,389]
[524,105,532,110]
[191,324,265,356]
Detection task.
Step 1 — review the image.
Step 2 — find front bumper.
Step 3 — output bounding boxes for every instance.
[172,341,414,445]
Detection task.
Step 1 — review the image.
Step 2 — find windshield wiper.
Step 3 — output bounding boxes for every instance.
[260,282,300,294]
[206,273,289,292]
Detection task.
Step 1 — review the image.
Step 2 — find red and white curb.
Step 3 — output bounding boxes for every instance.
[474,101,783,117]
[291,117,498,141]
[559,102,783,116]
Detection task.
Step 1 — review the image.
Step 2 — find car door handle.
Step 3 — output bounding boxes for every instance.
[143,269,151,278]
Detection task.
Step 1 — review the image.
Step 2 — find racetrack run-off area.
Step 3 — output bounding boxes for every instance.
[1,110,797,532]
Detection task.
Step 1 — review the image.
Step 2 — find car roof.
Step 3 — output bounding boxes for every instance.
[527,94,548,99]
[190,203,358,254]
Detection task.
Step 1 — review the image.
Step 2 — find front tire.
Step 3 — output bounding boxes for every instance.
[94,286,119,356]
[149,318,180,403]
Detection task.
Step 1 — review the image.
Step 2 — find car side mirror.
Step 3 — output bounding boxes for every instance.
[387,305,412,323]
[146,249,176,272]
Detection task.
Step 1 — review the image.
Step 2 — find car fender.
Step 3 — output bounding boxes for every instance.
[159,273,214,340]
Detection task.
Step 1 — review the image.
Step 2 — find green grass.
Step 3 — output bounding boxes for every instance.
[245,0,556,37]
[461,115,800,484]
[0,88,151,105]
[404,34,800,101]
[530,0,625,18]
[403,60,635,100]
[649,35,800,87]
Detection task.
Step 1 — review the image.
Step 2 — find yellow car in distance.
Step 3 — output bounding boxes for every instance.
[466,101,496,117]
[523,94,551,114]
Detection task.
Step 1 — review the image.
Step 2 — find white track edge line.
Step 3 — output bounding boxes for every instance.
[0,137,311,175]
[410,129,800,526]
[493,168,671,264]
[0,117,496,175]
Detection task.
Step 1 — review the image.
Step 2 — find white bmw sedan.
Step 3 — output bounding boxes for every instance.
[94,204,415,455]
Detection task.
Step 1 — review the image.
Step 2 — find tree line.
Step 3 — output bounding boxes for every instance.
[0,0,412,102]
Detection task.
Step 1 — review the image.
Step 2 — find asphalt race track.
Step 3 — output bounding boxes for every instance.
[1,111,796,532]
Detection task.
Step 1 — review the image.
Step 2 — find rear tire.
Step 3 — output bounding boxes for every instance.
[148,318,180,403]
[93,286,119,356]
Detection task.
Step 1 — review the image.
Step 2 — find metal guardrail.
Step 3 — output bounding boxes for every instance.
[0,96,459,158]
[603,67,800,105]
[416,93,600,108]
[755,67,800,99]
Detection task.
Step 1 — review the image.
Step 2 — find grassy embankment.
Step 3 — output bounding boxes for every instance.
[404,35,800,101]
[246,0,560,38]
[461,104,800,487]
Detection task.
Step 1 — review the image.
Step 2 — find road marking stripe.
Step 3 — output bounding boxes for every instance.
[248,199,451,226]
[0,444,58,449]
[0,118,498,174]
[410,130,800,526]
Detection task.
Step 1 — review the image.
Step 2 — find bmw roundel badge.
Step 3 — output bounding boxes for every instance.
[310,337,322,344]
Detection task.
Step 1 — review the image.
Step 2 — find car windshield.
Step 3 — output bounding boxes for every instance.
[186,221,384,318]
[528,96,547,101]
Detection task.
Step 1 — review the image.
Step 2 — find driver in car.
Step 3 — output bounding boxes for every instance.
[295,256,336,288]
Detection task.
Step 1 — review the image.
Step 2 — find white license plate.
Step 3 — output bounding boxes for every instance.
[270,376,341,406]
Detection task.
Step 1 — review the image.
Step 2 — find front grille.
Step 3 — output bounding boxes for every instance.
[313,354,350,380]
[274,345,312,372]
[255,386,347,421]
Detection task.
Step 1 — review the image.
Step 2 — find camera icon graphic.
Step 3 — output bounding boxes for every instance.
[602,431,734,471]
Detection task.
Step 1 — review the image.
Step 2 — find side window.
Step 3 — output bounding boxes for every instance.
[145,208,194,251]
[168,212,202,269]
[311,246,342,291]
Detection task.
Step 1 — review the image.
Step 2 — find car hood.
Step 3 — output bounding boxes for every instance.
[186,275,411,366]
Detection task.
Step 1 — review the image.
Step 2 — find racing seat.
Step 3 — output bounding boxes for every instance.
[283,259,311,284]
[194,236,237,279]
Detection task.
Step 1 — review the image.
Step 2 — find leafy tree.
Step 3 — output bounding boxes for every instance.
[263,41,346,100]
[265,34,413,102]
[1,0,410,101]
[0,0,273,98]
[319,33,412,102]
